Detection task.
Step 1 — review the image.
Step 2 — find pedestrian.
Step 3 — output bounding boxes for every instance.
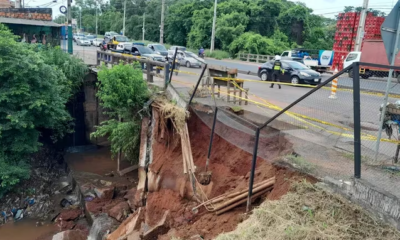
[270,55,282,89]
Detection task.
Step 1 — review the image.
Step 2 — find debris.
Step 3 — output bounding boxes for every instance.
[142,210,170,240]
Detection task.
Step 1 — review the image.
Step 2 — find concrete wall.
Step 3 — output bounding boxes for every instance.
[0,8,52,20]
[83,71,109,146]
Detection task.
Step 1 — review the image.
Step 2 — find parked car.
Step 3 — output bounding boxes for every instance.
[92,38,104,47]
[73,33,85,42]
[108,35,129,51]
[105,31,119,39]
[148,44,168,57]
[169,46,186,51]
[257,60,321,85]
[86,35,96,45]
[124,44,165,62]
[76,37,91,46]
[168,50,202,68]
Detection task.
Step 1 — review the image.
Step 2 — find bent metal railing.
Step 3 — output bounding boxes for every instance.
[96,50,171,89]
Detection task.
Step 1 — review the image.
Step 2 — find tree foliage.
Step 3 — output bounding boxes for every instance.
[69,0,385,56]
[91,63,149,163]
[0,24,87,196]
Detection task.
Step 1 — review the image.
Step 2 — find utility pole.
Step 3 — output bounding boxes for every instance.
[210,0,217,52]
[354,0,369,51]
[67,0,73,54]
[79,8,82,32]
[123,0,126,35]
[160,0,165,44]
[15,0,20,8]
[95,2,98,36]
[142,13,145,41]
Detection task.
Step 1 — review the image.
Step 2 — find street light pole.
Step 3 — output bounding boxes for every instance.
[123,0,126,35]
[160,0,165,44]
[210,0,217,52]
[95,2,98,36]
[79,8,82,32]
[142,13,145,41]
[354,0,369,51]
[67,0,73,54]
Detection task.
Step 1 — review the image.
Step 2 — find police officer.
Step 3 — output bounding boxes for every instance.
[270,55,282,89]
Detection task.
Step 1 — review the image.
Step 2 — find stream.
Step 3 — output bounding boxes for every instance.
[0,219,58,240]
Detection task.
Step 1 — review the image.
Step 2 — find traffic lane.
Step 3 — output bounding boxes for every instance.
[205,58,260,73]
[175,67,385,126]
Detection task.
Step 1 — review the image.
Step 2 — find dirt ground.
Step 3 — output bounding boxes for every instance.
[146,107,316,240]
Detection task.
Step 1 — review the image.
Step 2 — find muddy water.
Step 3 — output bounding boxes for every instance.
[0,220,58,240]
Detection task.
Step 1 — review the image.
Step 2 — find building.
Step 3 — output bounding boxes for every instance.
[0,8,61,46]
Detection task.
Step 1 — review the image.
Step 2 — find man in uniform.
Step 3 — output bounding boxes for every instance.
[271,55,282,89]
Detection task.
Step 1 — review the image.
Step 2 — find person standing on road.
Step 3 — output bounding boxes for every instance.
[271,55,282,89]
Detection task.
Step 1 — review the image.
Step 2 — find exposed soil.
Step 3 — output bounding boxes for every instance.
[147,106,316,239]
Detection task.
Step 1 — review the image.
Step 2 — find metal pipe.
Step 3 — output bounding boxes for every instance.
[168,48,178,83]
[246,127,260,213]
[206,107,218,171]
[375,13,400,161]
[187,64,208,107]
[354,0,369,52]
[210,0,217,52]
[353,62,361,178]
[259,64,354,130]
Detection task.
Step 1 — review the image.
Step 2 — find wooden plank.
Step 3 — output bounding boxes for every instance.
[118,165,139,176]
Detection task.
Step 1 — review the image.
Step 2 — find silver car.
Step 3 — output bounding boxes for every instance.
[168,50,202,68]
[76,37,91,46]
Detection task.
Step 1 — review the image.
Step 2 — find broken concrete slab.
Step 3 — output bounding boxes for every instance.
[106,207,145,240]
[108,201,131,222]
[52,230,87,240]
[142,210,170,240]
[94,186,115,200]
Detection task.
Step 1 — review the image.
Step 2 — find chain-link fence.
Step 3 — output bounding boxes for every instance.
[170,61,400,206]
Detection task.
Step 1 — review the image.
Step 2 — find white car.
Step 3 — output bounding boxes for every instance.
[168,50,203,68]
[92,38,104,47]
[76,37,91,46]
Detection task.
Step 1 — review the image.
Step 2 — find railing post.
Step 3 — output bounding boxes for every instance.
[246,127,260,213]
[247,53,250,62]
[147,60,153,83]
[164,62,170,89]
[353,62,361,179]
[256,54,259,63]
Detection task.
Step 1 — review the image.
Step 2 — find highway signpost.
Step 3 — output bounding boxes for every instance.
[375,1,400,160]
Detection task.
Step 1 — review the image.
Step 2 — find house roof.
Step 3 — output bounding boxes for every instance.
[0,17,61,27]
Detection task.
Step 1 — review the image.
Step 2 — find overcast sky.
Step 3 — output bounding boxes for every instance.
[23,0,398,19]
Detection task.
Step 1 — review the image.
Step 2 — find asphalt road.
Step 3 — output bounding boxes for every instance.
[71,44,397,158]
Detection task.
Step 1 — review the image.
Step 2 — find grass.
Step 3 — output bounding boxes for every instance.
[216,181,400,240]
[285,154,316,173]
[205,49,230,60]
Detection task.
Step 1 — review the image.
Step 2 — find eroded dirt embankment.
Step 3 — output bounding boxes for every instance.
[105,104,316,240]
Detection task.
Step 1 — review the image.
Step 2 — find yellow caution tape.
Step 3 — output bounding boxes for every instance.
[175,78,400,144]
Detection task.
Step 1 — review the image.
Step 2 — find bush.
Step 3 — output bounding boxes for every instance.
[205,50,230,60]
[92,62,149,163]
[0,24,87,196]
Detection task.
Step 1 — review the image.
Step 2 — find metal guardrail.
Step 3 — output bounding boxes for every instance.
[238,52,274,63]
[96,50,170,88]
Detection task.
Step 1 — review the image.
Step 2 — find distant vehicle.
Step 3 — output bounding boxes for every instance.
[169,46,186,51]
[148,44,168,57]
[124,44,165,62]
[132,42,145,46]
[257,60,321,85]
[343,40,400,79]
[73,33,85,42]
[76,37,91,46]
[280,49,333,74]
[85,35,96,45]
[168,50,202,68]
[108,35,129,51]
[92,38,104,47]
[104,31,119,39]
[87,34,97,38]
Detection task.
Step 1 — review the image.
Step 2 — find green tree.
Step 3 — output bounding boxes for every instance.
[0,24,86,196]
[92,63,149,162]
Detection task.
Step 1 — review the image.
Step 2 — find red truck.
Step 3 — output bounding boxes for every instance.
[343,40,400,79]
